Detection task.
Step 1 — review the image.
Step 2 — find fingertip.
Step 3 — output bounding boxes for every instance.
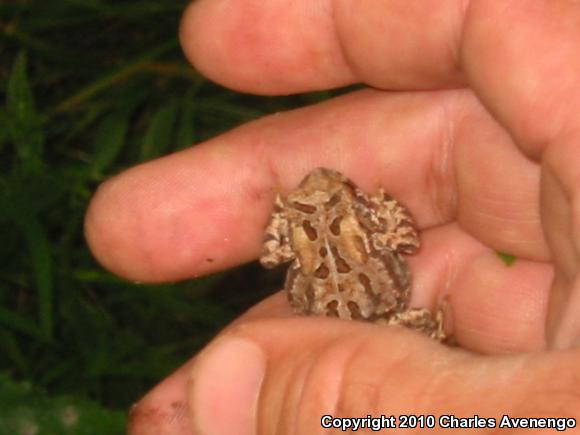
[189,337,266,435]
[85,174,144,281]
[179,0,222,87]
[127,362,197,435]
[179,0,354,94]
[84,161,205,283]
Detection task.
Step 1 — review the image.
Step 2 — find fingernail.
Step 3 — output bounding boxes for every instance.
[189,337,266,435]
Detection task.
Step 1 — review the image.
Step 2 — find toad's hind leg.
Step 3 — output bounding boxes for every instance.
[386,307,446,341]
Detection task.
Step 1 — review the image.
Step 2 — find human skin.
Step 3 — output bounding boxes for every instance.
[84,0,580,433]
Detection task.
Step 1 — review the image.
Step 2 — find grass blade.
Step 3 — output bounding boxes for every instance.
[0,304,44,341]
[17,214,54,341]
[139,99,179,161]
[91,109,132,176]
[174,96,196,150]
[5,52,44,171]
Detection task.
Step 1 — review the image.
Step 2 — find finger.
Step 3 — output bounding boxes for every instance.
[462,2,580,348]
[180,0,580,350]
[127,287,548,434]
[542,143,580,349]
[448,255,551,353]
[85,89,547,282]
[415,224,551,353]
[128,360,196,435]
[463,0,580,158]
[129,261,549,434]
[188,319,580,434]
[179,0,465,94]
[181,1,580,158]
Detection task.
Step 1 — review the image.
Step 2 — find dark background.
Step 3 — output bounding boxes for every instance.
[0,1,335,432]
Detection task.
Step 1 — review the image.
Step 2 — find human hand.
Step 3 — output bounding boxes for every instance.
[85,1,580,433]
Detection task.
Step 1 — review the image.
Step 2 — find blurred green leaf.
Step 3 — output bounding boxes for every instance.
[5,52,45,171]
[90,110,132,176]
[0,329,29,372]
[175,97,196,150]
[0,374,126,435]
[0,305,44,341]
[139,99,179,161]
[496,252,517,266]
[0,109,9,152]
[6,53,36,125]
[19,215,54,341]
[51,40,178,116]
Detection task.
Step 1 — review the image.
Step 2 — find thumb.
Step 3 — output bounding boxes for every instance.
[188,317,580,434]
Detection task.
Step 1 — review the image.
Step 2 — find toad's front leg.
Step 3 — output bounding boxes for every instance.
[260,194,295,268]
[369,188,420,255]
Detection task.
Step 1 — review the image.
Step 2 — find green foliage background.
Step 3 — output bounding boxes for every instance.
[0,1,333,433]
